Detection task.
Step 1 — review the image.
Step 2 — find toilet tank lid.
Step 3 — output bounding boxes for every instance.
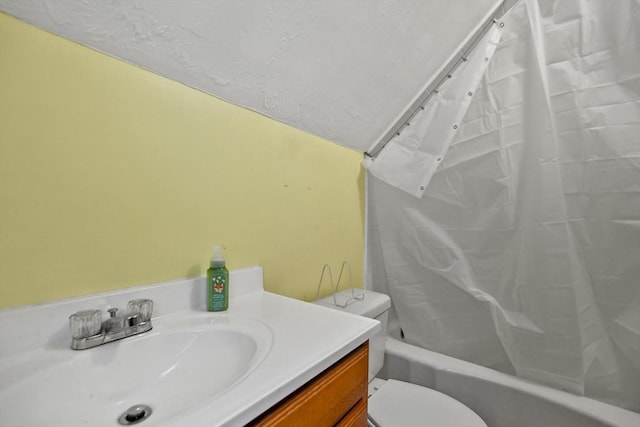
[313,289,391,318]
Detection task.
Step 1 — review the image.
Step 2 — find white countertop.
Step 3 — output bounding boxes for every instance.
[0,266,380,426]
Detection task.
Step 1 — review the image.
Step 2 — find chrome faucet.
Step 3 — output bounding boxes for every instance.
[69,299,153,350]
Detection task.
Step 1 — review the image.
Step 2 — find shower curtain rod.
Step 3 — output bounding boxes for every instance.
[365,0,508,159]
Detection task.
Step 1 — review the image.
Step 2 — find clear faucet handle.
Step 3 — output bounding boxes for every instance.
[128,299,153,322]
[69,310,102,339]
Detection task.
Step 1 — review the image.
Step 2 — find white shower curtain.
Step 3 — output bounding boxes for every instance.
[366,0,640,410]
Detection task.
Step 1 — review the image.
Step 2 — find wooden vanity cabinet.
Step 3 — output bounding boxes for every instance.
[248,341,369,427]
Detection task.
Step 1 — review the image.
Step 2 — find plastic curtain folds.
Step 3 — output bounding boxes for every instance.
[363,23,503,197]
[367,0,640,411]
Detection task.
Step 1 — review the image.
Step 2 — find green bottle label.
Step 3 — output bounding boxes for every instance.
[207,268,228,311]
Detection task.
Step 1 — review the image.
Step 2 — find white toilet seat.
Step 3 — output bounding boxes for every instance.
[368,379,487,427]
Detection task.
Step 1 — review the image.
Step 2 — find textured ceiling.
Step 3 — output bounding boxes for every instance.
[0,0,500,152]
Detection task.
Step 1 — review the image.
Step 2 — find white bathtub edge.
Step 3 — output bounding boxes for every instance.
[384,337,640,427]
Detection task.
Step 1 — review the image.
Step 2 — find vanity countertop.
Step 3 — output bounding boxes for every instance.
[0,266,380,426]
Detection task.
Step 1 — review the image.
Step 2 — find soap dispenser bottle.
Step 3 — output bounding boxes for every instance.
[207,245,229,312]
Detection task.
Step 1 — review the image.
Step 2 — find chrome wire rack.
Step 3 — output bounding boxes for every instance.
[314,261,364,308]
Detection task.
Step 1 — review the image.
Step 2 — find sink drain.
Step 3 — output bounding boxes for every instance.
[118,404,153,425]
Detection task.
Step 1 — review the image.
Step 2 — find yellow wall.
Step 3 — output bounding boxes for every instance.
[0,13,364,309]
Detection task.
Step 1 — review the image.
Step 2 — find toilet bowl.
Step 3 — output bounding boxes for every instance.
[314,289,486,427]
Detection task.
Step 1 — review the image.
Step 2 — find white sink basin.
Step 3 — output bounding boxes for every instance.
[0,267,379,427]
[0,313,272,427]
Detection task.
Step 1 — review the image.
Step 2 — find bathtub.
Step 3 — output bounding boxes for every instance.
[379,337,640,427]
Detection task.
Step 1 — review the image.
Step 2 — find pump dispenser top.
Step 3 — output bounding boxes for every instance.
[210,245,226,268]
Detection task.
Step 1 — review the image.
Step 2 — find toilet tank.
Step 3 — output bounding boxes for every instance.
[313,289,391,381]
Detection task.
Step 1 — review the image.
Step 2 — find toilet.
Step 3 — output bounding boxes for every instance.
[314,289,487,427]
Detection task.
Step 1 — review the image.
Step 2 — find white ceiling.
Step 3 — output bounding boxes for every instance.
[0,0,500,152]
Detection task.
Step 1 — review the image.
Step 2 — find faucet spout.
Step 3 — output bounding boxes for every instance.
[69,300,153,350]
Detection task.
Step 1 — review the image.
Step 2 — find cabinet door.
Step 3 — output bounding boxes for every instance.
[249,342,369,427]
[336,398,368,427]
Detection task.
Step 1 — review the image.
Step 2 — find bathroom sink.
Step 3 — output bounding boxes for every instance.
[0,313,272,427]
[0,267,380,426]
